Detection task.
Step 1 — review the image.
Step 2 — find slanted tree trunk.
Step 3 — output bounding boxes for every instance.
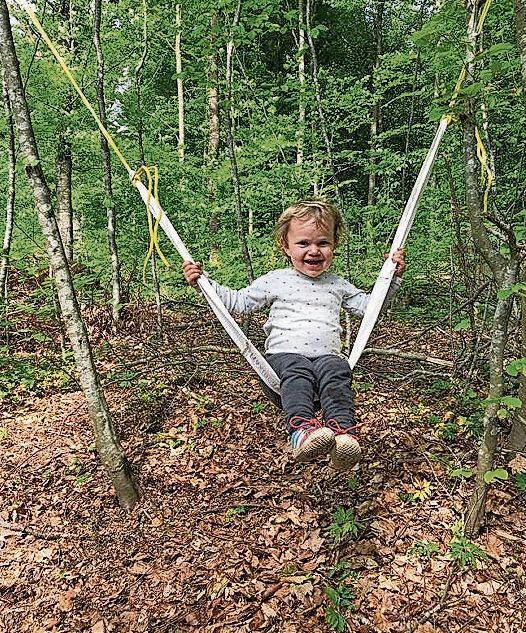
[225,0,254,282]
[93,0,122,325]
[462,0,519,534]
[176,4,184,162]
[0,72,15,304]
[0,0,139,509]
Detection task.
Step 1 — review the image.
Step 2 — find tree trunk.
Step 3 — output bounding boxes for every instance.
[207,12,221,266]
[297,0,306,166]
[509,0,526,452]
[0,0,139,510]
[0,71,15,304]
[93,0,122,324]
[134,0,162,337]
[176,4,184,162]
[55,0,74,264]
[305,0,350,278]
[56,133,74,263]
[462,1,518,534]
[367,0,384,211]
[225,0,254,283]
[508,263,526,451]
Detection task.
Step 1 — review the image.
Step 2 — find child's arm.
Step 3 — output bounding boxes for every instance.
[341,249,406,317]
[182,261,270,314]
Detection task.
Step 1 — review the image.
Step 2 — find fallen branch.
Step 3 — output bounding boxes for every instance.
[362,347,454,367]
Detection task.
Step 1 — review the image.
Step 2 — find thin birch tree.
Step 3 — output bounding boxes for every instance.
[225,0,254,282]
[0,71,15,305]
[176,4,184,162]
[93,0,122,324]
[0,0,139,510]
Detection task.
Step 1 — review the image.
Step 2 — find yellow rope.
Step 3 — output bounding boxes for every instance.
[15,0,169,270]
[475,126,494,216]
[132,166,170,276]
[439,0,494,213]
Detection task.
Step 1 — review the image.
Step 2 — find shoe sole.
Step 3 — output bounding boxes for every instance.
[293,428,336,463]
[330,437,362,470]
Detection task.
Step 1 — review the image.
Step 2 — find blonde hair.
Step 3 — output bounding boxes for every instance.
[275,199,344,247]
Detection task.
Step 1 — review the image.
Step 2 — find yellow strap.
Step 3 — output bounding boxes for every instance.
[132,166,170,276]
[476,0,493,34]
[439,0,494,209]
[16,0,169,269]
[474,126,494,216]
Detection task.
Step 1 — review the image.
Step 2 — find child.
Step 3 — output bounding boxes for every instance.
[183,199,406,470]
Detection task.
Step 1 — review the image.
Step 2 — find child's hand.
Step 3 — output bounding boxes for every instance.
[183,261,203,286]
[385,249,406,277]
[392,248,406,277]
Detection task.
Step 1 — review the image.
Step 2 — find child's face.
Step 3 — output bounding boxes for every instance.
[282,217,335,277]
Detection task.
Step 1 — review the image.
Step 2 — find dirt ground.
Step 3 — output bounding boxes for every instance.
[1,307,525,633]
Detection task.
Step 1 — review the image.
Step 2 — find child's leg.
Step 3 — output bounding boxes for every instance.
[266,353,317,423]
[312,355,361,470]
[266,353,335,462]
[312,355,355,429]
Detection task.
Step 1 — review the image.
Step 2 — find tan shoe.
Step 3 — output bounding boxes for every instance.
[330,434,362,470]
[290,418,336,463]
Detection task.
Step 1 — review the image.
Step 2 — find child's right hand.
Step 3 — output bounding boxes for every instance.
[183,261,203,286]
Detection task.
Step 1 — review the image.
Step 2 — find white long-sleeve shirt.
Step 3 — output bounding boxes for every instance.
[210,268,401,357]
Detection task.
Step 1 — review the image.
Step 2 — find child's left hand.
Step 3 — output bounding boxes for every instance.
[388,248,406,277]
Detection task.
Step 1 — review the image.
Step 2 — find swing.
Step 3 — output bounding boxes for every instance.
[14,0,494,396]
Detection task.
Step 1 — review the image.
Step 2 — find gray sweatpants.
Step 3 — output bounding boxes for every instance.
[261,353,356,433]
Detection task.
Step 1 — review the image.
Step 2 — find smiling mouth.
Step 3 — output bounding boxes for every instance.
[305,259,323,265]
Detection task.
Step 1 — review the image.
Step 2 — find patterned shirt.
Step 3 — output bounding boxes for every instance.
[210,268,401,357]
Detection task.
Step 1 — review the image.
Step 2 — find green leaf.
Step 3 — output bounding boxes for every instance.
[453,319,470,332]
[483,468,509,484]
[501,396,522,409]
[487,42,514,56]
[450,468,473,479]
[506,359,526,377]
[462,82,483,97]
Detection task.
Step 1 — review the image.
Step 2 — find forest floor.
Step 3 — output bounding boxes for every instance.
[1,298,526,633]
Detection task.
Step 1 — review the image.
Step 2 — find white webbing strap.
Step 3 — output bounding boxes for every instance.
[348,116,450,370]
[132,178,281,394]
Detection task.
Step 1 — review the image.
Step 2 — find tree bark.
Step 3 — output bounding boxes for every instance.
[55,0,74,264]
[225,0,254,282]
[509,0,526,452]
[134,0,162,337]
[462,1,519,534]
[93,0,122,324]
[305,0,350,278]
[0,0,139,510]
[367,0,384,210]
[56,133,74,263]
[207,12,221,265]
[0,71,15,304]
[297,0,306,166]
[176,4,184,162]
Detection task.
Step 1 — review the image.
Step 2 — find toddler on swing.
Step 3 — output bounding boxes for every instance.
[183,200,406,470]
